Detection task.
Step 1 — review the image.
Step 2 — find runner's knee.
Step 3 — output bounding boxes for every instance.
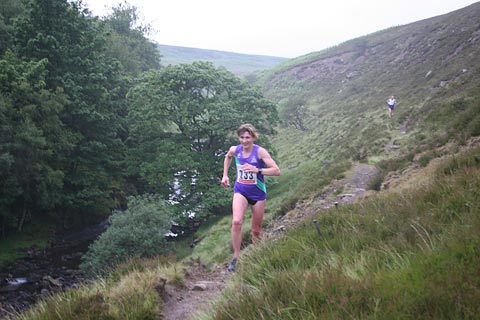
[232,218,243,230]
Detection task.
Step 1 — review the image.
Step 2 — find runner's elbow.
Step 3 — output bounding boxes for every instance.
[272,167,281,176]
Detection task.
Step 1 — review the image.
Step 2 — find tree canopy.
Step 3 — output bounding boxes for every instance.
[0,0,279,243]
[126,61,279,220]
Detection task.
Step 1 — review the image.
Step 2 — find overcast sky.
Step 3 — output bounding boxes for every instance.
[84,0,478,58]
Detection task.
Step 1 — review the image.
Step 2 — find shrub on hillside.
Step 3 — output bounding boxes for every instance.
[80,194,172,276]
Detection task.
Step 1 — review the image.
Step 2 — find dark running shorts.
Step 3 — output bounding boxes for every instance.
[239,193,258,206]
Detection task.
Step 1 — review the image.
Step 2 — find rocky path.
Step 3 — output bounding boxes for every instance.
[161,163,378,320]
[265,163,378,238]
[384,116,410,154]
[161,260,230,320]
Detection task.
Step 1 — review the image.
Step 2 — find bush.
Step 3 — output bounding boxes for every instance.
[80,194,172,276]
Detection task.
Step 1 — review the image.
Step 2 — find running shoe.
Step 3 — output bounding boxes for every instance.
[227,257,237,272]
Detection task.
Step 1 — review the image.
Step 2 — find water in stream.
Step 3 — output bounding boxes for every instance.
[0,221,108,318]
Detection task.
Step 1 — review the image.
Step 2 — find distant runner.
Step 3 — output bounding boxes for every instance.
[387,95,397,118]
[221,124,281,272]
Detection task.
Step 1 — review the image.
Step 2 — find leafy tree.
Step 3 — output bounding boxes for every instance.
[0,51,69,232]
[280,96,309,131]
[102,1,160,75]
[126,62,279,221]
[12,0,126,226]
[80,194,172,275]
[0,0,25,54]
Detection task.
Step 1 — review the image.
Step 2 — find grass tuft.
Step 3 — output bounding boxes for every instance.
[12,260,186,320]
[200,146,480,319]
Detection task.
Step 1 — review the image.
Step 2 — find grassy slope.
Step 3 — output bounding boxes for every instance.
[157,44,288,76]
[203,144,480,319]
[13,3,480,319]
[256,2,480,169]
[13,257,185,320]
[196,2,480,319]
[189,2,480,268]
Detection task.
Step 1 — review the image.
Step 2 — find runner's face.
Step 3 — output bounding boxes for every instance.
[238,132,254,147]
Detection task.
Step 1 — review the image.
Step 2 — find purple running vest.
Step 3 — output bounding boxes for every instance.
[233,144,266,201]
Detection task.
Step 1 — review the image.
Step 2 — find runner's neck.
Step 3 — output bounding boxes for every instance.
[242,145,254,157]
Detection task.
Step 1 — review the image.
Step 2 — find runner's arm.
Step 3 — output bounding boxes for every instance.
[221,146,235,187]
[258,147,281,176]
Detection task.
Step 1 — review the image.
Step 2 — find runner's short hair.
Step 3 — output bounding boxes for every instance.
[237,123,259,139]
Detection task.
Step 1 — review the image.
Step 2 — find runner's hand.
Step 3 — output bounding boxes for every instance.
[221,176,230,188]
[242,164,256,172]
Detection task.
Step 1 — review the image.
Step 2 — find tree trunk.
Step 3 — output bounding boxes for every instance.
[17,203,27,232]
[1,214,5,239]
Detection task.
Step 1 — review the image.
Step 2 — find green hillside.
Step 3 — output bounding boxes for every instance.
[9,2,480,319]
[197,2,480,318]
[157,44,288,76]
[256,1,480,171]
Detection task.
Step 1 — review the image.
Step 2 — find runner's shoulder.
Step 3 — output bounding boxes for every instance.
[227,145,236,156]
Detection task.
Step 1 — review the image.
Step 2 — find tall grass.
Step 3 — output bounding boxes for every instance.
[11,257,185,320]
[199,146,480,319]
[186,159,350,266]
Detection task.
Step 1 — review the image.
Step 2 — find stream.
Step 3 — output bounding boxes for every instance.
[0,220,108,318]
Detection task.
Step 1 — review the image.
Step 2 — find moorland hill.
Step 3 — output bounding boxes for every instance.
[256,1,480,173]
[6,2,480,319]
[157,44,288,76]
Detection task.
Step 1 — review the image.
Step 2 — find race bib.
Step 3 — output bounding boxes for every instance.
[236,164,257,184]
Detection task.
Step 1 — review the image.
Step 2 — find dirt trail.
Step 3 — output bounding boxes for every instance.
[161,260,230,319]
[384,115,410,154]
[161,163,378,320]
[265,163,378,238]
